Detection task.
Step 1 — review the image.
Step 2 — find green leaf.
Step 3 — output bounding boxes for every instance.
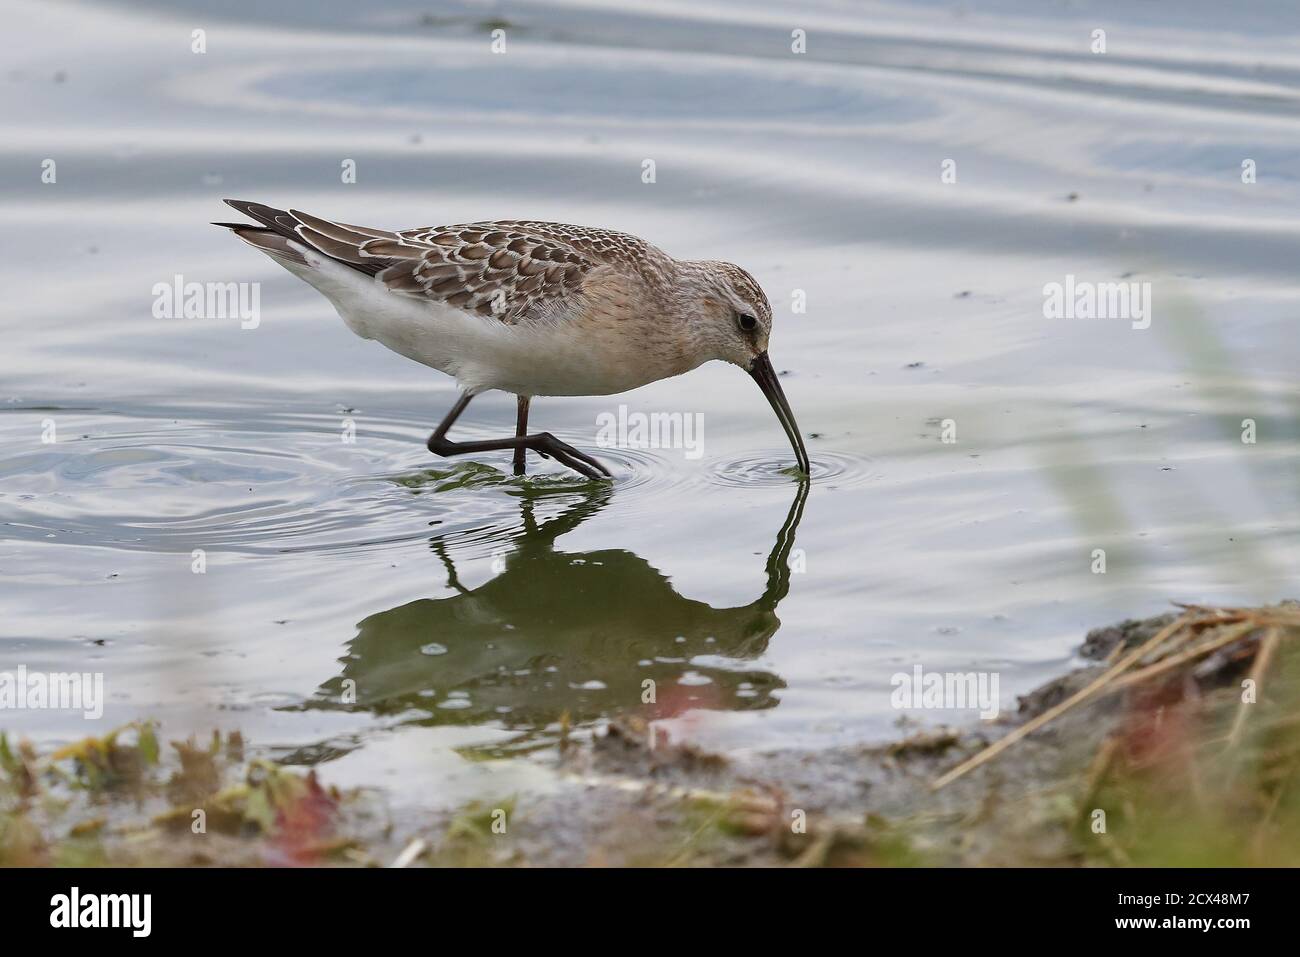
[0,733,15,776]
[137,724,159,766]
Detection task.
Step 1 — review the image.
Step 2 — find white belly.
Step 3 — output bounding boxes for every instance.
[283,244,674,397]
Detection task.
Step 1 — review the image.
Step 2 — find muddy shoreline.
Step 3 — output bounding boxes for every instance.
[3,603,1297,867]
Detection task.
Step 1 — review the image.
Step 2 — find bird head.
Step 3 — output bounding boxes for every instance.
[682,261,810,476]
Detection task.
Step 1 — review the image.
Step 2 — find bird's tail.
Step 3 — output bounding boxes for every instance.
[212,221,309,266]
[213,200,313,266]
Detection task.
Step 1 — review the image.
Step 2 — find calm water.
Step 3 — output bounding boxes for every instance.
[2,0,1297,806]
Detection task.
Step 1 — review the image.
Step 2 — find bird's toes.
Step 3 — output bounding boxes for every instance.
[555,442,612,478]
[553,448,607,481]
[571,462,603,480]
[581,452,612,476]
[531,433,610,480]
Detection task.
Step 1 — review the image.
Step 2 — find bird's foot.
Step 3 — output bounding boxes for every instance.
[533,433,612,480]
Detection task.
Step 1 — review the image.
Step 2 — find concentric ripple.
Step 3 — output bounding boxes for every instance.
[0,407,643,557]
[704,450,878,489]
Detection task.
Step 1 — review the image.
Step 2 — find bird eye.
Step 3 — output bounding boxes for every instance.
[737,313,758,332]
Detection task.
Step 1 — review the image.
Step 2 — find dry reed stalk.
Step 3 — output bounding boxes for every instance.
[931,611,1198,790]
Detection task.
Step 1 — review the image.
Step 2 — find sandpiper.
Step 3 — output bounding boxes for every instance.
[215,201,809,479]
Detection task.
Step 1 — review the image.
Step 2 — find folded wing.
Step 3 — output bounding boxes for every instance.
[220,200,654,325]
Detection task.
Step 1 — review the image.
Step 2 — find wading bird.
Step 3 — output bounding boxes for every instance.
[217,201,809,480]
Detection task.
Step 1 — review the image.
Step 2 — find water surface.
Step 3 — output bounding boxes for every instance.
[1,0,1297,808]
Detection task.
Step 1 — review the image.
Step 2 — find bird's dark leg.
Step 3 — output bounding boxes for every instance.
[512,395,531,475]
[426,391,611,480]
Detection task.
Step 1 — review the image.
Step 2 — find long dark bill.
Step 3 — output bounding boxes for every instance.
[747,352,811,475]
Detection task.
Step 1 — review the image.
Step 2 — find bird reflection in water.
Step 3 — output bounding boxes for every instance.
[306,479,807,752]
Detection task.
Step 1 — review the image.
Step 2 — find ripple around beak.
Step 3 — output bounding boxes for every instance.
[706,450,876,489]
